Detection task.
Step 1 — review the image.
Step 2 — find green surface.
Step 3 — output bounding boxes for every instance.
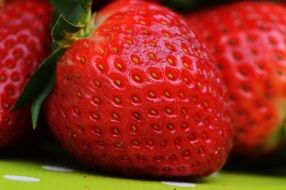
[0,142,285,190]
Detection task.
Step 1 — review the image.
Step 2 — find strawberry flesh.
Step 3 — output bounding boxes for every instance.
[0,0,52,150]
[186,2,286,157]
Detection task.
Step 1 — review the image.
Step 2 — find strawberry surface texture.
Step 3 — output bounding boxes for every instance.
[0,0,52,150]
[45,0,233,177]
[186,1,286,157]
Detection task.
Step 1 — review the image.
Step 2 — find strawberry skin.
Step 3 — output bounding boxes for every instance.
[0,0,52,150]
[186,2,286,157]
[46,0,233,177]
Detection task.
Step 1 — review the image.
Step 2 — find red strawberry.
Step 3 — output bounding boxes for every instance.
[186,2,286,157]
[44,0,233,178]
[0,0,52,150]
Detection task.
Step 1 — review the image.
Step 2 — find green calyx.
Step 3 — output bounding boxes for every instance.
[51,0,94,48]
[12,0,94,129]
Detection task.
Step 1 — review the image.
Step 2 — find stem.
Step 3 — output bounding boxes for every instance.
[77,5,95,39]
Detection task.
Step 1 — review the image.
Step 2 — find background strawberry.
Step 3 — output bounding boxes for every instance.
[42,0,233,178]
[186,1,286,157]
[0,0,52,150]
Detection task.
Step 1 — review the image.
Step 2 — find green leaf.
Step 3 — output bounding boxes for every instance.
[52,15,83,48]
[12,48,65,111]
[78,0,92,12]
[50,0,92,24]
[50,0,85,23]
[31,72,55,129]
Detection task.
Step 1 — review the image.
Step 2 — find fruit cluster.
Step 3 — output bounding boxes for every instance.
[0,0,285,178]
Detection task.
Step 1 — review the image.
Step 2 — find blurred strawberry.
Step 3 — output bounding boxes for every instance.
[186,1,286,157]
[0,0,52,150]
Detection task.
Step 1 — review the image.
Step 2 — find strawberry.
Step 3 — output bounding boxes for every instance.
[186,2,286,157]
[17,0,233,178]
[0,0,52,150]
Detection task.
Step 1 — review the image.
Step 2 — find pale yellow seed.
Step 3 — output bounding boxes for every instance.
[204,102,209,107]
[113,128,120,134]
[161,20,168,25]
[150,110,157,115]
[127,39,133,45]
[79,57,85,64]
[167,44,174,50]
[139,20,146,25]
[147,140,153,146]
[183,77,189,83]
[116,142,124,148]
[112,47,119,53]
[166,108,172,114]
[149,91,155,97]
[183,62,190,68]
[92,113,99,120]
[134,112,141,119]
[149,41,156,47]
[114,97,121,104]
[132,56,140,64]
[132,96,138,102]
[93,80,101,87]
[116,63,123,70]
[164,91,170,97]
[93,97,101,104]
[133,140,140,145]
[151,72,158,79]
[181,108,187,115]
[134,75,141,82]
[167,124,174,130]
[98,49,105,56]
[148,53,155,60]
[167,73,174,80]
[131,125,137,132]
[163,31,170,37]
[167,58,174,65]
[112,113,119,120]
[152,124,159,130]
[76,91,83,98]
[97,64,104,71]
[115,79,122,86]
[142,29,149,34]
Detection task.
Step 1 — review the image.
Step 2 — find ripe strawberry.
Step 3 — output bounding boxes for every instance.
[0,0,52,150]
[43,0,233,178]
[186,2,286,157]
